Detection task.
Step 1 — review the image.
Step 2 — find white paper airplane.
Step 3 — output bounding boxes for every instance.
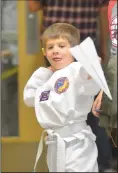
[70,37,112,100]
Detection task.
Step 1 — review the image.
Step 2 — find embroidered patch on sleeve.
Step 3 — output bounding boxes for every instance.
[40,91,50,102]
[54,77,69,94]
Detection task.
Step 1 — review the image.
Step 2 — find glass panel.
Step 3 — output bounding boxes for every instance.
[1,0,19,136]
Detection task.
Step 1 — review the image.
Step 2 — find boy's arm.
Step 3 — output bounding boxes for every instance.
[77,63,101,96]
[92,90,103,117]
[80,77,101,96]
[23,67,53,107]
[79,57,101,95]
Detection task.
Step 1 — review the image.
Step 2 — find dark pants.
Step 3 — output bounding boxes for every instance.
[87,112,112,171]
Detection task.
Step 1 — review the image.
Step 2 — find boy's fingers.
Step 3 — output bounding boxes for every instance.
[92,110,99,117]
[92,104,98,117]
[95,97,102,109]
[97,99,102,110]
[92,99,102,117]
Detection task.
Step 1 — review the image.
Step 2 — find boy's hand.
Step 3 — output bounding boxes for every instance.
[47,66,55,72]
[92,90,103,117]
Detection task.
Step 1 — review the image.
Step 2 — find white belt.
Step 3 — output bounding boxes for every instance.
[33,129,66,172]
[33,121,95,172]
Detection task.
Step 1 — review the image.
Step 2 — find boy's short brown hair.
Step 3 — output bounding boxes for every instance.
[41,23,80,48]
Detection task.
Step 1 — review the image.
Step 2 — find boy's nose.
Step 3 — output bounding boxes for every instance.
[53,46,59,54]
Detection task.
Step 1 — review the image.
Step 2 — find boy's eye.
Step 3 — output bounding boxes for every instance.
[47,46,53,50]
[59,45,65,48]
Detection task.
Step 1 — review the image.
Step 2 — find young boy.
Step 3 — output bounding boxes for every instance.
[28,1,113,170]
[24,23,101,172]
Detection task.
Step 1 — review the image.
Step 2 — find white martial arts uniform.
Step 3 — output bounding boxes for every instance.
[24,62,100,172]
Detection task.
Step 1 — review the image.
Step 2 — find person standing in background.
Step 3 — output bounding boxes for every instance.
[92,0,117,169]
[28,0,108,57]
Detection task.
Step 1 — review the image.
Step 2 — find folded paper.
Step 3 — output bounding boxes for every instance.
[70,37,112,100]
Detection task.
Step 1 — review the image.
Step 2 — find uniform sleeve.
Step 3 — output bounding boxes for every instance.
[78,66,101,96]
[23,67,53,107]
[80,79,100,96]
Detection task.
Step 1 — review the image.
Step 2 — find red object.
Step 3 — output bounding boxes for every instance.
[108,0,116,30]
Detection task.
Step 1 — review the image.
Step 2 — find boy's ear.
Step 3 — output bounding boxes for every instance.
[42,48,46,56]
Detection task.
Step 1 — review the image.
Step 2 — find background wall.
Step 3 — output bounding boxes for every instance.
[1,1,48,172]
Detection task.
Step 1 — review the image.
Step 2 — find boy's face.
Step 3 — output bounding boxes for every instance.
[45,37,74,70]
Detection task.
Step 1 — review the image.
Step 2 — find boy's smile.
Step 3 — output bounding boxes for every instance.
[45,37,74,70]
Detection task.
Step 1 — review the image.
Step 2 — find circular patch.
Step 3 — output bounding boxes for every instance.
[54,77,69,94]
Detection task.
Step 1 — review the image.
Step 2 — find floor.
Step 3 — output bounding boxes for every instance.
[2,141,48,172]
